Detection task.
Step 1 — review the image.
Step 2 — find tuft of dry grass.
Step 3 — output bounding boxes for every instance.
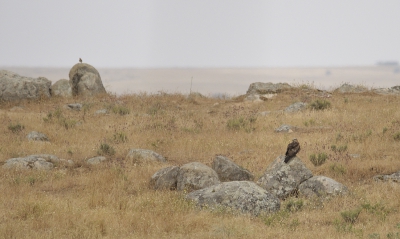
[1,89,400,238]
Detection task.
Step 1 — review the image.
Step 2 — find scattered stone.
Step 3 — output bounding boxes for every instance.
[87,156,108,165]
[212,155,254,182]
[373,171,400,183]
[9,106,24,112]
[2,154,69,170]
[126,149,166,164]
[51,79,73,97]
[257,111,271,116]
[334,83,368,93]
[150,166,180,190]
[27,131,49,141]
[186,181,280,216]
[298,176,348,197]
[257,156,313,199]
[348,154,361,158]
[244,93,277,102]
[69,63,106,97]
[67,103,82,111]
[275,124,297,133]
[0,70,51,101]
[284,102,308,113]
[177,162,220,191]
[95,109,108,114]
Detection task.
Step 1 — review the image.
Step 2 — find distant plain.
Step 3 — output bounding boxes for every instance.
[2,66,400,96]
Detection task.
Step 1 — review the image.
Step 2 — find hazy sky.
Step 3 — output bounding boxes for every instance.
[1,0,399,68]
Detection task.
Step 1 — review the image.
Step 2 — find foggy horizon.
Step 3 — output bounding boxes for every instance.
[1,1,399,68]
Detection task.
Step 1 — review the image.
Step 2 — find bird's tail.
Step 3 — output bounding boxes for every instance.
[284,155,290,163]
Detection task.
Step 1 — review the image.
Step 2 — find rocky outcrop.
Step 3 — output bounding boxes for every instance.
[69,63,106,97]
[212,155,254,181]
[334,83,368,93]
[3,154,73,170]
[27,131,49,142]
[87,156,108,165]
[51,79,72,97]
[150,166,180,190]
[245,82,291,102]
[257,156,313,199]
[298,176,348,197]
[372,86,400,95]
[186,181,280,216]
[284,102,308,113]
[126,149,166,163]
[177,162,220,191]
[0,70,51,101]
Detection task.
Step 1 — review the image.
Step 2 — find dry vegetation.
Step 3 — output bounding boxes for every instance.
[1,87,400,238]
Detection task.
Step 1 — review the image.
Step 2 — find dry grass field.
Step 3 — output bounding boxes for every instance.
[1,87,400,238]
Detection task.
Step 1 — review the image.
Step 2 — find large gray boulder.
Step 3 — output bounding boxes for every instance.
[212,155,254,182]
[2,154,73,170]
[177,162,220,191]
[51,79,72,97]
[186,181,280,216]
[298,176,348,197]
[334,83,368,93]
[0,70,51,101]
[69,63,106,97]
[126,149,166,164]
[257,156,313,199]
[150,166,180,190]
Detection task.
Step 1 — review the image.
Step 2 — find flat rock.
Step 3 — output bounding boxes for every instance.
[275,124,297,133]
[177,162,220,191]
[212,155,254,182]
[67,103,82,111]
[0,70,51,101]
[246,82,292,95]
[284,102,308,113]
[373,171,400,183]
[27,131,49,141]
[126,149,166,163]
[372,86,400,95]
[149,166,179,190]
[87,156,108,165]
[2,154,73,170]
[257,156,313,199]
[298,176,348,197]
[186,181,280,216]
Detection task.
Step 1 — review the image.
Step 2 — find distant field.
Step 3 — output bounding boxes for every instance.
[2,66,400,95]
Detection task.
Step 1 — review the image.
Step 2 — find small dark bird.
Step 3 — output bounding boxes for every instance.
[79,58,82,63]
[284,138,300,163]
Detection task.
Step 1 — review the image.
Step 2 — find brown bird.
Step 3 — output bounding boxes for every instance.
[79,58,82,63]
[284,138,300,163]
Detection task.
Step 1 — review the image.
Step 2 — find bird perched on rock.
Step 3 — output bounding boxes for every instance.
[284,138,300,163]
[79,58,82,63]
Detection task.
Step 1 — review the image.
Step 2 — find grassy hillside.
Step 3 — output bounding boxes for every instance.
[1,88,400,238]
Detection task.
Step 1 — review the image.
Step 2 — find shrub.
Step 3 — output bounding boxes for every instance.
[8,123,24,133]
[112,106,130,115]
[98,143,115,156]
[341,208,362,224]
[309,153,328,166]
[309,100,331,110]
[331,144,348,153]
[394,132,400,141]
[226,117,256,132]
[113,132,128,143]
[285,199,304,212]
[330,163,346,176]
